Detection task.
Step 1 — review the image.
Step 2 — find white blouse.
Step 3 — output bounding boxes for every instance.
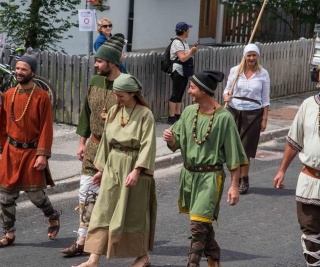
[223,65,270,110]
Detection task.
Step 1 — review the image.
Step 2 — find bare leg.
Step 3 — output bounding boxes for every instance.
[72,253,100,267]
[168,101,176,117]
[175,102,182,115]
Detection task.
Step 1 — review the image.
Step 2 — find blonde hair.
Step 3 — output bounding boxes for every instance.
[97,17,112,33]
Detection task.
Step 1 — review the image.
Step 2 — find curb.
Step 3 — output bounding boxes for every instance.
[16,127,289,202]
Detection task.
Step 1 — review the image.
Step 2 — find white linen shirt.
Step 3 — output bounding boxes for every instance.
[286,94,320,205]
[223,65,270,110]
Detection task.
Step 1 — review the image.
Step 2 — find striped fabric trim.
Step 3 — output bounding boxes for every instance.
[192,76,215,93]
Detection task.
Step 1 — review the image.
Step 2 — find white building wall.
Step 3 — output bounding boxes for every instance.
[61,0,200,55]
[1,0,201,55]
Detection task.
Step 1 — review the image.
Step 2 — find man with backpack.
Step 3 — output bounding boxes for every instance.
[167,21,199,124]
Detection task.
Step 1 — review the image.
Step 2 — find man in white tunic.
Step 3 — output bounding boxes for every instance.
[273,92,320,266]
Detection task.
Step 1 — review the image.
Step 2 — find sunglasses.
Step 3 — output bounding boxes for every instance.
[101,24,112,28]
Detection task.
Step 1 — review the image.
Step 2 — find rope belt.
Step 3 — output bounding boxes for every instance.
[111,145,139,152]
[7,136,38,149]
[301,165,320,179]
[184,163,223,172]
[90,133,101,144]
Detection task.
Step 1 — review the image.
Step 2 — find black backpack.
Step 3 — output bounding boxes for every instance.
[161,38,184,74]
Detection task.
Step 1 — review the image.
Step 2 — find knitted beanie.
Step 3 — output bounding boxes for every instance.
[18,48,40,72]
[95,33,125,66]
[190,70,225,94]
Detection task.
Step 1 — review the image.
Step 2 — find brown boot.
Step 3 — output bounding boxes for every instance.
[60,241,89,257]
[239,176,249,194]
[207,256,221,267]
[187,253,201,267]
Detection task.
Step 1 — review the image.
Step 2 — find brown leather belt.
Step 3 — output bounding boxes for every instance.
[90,134,101,144]
[111,145,139,152]
[233,96,261,105]
[301,165,320,179]
[184,163,223,172]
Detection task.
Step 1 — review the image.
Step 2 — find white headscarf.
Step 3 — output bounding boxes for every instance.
[243,43,260,57]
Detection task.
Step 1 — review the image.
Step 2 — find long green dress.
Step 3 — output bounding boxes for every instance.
[84,104,157,259]
[169,104,248,223]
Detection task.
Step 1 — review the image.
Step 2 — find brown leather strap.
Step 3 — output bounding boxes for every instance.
[301,165,320,179]
[233,96,261,105]
[90,134,101,144]
[184,163,223,172]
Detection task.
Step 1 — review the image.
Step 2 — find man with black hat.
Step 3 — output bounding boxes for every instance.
[0,48,60,247]
[60,33,125,256]
[163,70,248,267]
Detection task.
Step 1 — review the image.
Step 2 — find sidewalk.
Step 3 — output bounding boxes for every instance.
[46,90,318,195]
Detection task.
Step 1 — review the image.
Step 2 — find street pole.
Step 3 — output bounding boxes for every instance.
[88,2,93,56]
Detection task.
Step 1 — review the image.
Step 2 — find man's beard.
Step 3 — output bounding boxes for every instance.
[100,69,112,77]
[16,73,33,85]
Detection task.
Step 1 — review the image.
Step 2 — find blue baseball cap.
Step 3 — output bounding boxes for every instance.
[175,22,193,31]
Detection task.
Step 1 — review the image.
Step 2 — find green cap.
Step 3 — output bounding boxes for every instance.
[113,73,142,92]
[95,33,125,66]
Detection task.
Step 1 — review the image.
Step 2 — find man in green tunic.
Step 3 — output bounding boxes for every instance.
[163,70,248,267]
[60,33,125,256]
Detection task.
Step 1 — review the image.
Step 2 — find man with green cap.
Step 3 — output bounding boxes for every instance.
[60,33,126,257]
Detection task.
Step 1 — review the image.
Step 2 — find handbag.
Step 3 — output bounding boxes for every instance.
[181,57,194,77]
[311,68,320,82]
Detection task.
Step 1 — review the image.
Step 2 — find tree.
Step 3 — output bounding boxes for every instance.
[0,0,81,51]
[220,0,320,40]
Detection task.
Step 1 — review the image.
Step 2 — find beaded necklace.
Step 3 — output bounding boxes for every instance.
[120,102,138,127]
[10,83,36,122]
[193,104,216,145]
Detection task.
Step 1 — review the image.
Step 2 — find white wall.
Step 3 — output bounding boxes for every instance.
[0,0,201,55]
[61,0,200,55]
[132,0,200,51]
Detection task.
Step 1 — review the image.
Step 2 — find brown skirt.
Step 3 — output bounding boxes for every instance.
[226,106,263,158]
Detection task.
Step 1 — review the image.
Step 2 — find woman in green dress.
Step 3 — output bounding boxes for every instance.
[73,73,157,267]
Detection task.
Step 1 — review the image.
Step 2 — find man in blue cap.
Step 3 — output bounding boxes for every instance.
[167,21,199,124]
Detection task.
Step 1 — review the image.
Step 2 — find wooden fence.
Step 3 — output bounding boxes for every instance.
[1,38,315,125]
[223,4,315,43]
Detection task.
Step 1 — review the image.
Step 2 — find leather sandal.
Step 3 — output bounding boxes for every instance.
[239,176,249,194]
[0,235,15,248]
[129,253,150,267]
[48,211,60,240]
[60,241,89,256]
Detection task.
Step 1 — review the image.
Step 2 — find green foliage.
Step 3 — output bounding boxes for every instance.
[219,0,320,40]
[0,0,81,51]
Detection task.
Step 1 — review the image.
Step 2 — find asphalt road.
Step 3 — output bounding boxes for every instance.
[0,138,306,267]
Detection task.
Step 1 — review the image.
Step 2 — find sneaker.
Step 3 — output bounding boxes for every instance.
[60,242,88,257]
[175,114,181,121]
[167,116,176,125]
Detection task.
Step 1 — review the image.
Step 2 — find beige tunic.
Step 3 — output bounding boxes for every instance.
[286,94,320,205]
[84,105,157,258]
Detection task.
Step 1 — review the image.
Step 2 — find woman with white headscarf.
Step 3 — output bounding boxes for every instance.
[223,43,270,195]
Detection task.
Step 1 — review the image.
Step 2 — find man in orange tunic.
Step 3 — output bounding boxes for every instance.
[0,48,60,247]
